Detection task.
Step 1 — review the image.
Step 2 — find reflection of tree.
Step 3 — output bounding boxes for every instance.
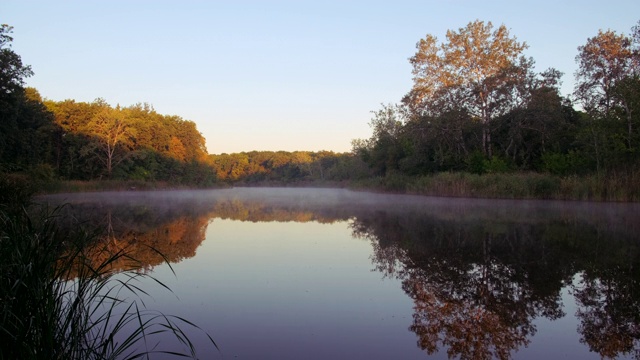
[52,190,354,276]
[407,274,530,360]
[46,189,640,358]
[574,274,640,359]
[352,213,572,359]
[572,243,640,360]
[561,209,640,359]
[402,235,548,360]
[352,202,640,359]
[61,209,211,277]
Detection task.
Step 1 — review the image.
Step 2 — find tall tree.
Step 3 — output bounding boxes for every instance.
[82,107,135,177]
[404,20,530,157]
[0,24,32,96]
[493,68,578,169]
[574,28,636,116]
[352,104,407,175]
[574,22,640,170]
[0,24,35,167]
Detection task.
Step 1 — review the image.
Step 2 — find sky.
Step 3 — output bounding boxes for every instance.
[3,1,639,154]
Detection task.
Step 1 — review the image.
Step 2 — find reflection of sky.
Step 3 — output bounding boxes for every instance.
[145,219,425,360]
[47,188,640,359]
[521,283,596,359]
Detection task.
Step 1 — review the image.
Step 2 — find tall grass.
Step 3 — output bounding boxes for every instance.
[0,176,217,359]
[42,180,179,194]
[364,170,640,201]
[408,172,563,199]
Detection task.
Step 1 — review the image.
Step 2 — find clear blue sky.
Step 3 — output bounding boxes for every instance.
[3,1,639,154]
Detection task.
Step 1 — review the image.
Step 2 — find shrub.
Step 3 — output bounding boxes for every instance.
[383,172,409,192]
[466,152,486,175]
[483,157,510,174]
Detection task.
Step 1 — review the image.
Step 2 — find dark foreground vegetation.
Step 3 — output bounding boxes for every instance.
[0,175,217,359]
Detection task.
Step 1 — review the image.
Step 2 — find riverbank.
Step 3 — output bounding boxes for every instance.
[351,171,640,202]
[34,178,228,194]
[7,170,639,202]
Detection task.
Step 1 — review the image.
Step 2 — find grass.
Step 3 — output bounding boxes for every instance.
[353,170,640,202]
[0,175,218,359]
[41,180,187,194]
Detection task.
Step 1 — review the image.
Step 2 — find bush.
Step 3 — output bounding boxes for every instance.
[527,174,561,199]
[28,163,56,182]
[540,152,572,175]
[383,172,409,192]
[0,173,36,214]
[483,156,510,174]
[466,152,486,175]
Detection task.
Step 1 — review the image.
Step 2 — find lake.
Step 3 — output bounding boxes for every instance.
[42,187,640,359]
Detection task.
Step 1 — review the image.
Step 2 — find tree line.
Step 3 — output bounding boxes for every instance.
[1,25,218,186]
[209,150,368,183]
[3,20,640,192]
[1,23,368,187]
[353,20,640,178]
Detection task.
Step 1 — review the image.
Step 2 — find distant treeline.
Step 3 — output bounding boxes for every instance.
[1,24,367,187]
[209,151,368,183]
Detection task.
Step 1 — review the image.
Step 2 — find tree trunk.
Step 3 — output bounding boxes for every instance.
[482,125,492,158]
[623,100,632,150]
[486,127,492,158]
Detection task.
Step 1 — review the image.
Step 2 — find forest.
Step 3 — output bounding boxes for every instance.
[1,22,216,187]
[1,20,640,199]
[352,20,640,197]
[1,17,640,359]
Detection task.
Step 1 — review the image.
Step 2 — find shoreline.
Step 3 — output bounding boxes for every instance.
[35,171,640,203]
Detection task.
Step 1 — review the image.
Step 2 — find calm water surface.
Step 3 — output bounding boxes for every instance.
[43,188,640,359]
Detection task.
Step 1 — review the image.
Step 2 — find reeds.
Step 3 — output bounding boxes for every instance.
[42,180,174,194]
[0,177,217,359]
[365,170,640,201]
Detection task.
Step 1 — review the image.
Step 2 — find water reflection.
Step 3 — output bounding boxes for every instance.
[43,188,640,359]
[353,211,568,359]
[349,199,640,359]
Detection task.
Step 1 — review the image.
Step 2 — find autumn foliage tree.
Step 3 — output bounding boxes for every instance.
[0,24,218,185]
[209,150,366,183]
[82,107,135,177]
[404,20,530,157]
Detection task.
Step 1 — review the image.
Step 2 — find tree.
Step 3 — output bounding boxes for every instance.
[493,68,578,169]
[0,24,33,96]
[574,22,640,170]
[82,107,135,177]
[0,24,35,167]
[352,104,407,175]
[574,28,636,116]
[404,20,530,157]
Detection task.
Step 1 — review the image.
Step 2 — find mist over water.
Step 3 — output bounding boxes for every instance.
[42,188,640,359]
